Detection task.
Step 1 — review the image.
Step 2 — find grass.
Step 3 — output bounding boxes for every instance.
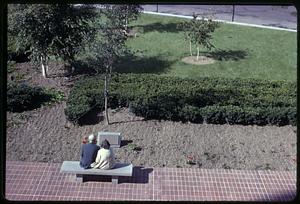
[113,14,296,82]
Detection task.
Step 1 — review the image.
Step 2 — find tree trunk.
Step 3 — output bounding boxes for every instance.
[189,40,193,56]
[45,56,49,74]
[64,61,73,76]
[125,18,128,32]
[104,74,109,125]
[196,46,199,61]
[41,56,48,78]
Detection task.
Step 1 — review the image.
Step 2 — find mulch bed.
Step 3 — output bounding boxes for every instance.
[6,62,297,171]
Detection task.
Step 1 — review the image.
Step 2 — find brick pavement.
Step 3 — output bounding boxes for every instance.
[5,161,297,201]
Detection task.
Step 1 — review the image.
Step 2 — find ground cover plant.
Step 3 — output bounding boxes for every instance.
[7,82,65,112]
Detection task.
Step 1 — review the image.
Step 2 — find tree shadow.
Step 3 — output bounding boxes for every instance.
[119,166,153,184]
[204,49,248,61]
[71,53,173,76]
[8,49,31,63]
[71,58,99,76]
[83,166,153,184]
[110,119,145,125]
[135,22,181,33]
[116,53,173,74]
[48,73,68,78]
[78,107,104,126]
[266,189,296,201]
[120,140,133,147]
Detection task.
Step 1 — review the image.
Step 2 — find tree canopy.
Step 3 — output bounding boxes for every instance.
[8,4,97,68]
[178,13,221,58]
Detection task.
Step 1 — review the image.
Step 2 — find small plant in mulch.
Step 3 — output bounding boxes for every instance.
[42,88,65,105]
[186,155,196,165]
[222,164,231,169]
[127,143,142,152]
[7,61,16,74]
[292,156,297,163]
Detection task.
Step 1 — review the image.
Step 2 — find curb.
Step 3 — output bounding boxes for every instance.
[143,11,297,32]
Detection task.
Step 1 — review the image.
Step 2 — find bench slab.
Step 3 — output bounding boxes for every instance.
[60,161,133,177]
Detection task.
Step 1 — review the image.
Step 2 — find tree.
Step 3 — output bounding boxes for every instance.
[91,5,129,125]
[109,4,143,34]
[8,4,97,78]
[178,13,220,60]
[7,4,31,62]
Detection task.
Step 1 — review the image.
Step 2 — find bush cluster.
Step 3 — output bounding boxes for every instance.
[7,82,65,112]
[7,82,44,112]
[64,76,104,122]
[65,74,296,126]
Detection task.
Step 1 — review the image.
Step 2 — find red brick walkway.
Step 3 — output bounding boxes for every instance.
[5,161,297,201]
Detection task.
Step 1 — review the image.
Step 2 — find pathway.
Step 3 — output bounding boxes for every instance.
[142,5,297,30]
[5,161,297,201]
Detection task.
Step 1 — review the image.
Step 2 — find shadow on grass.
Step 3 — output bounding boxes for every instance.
[205,49,248,61]
[71,49,173,75]
[135,22,181,33]
[116,53,173,74]
[83,166,153,184]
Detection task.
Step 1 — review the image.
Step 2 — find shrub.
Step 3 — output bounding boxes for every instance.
[130,92,185,121]
[7,61,16,74]
[64,76,105,123]
[7,82,65,112]
[37,88,65,106]
[179,105,203,123]
[8,34,31,62]
[7,82,44,112]
[65,73,296,126]
[198,105,295,126]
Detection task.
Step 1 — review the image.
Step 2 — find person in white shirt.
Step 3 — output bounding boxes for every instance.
[91,139,115,170]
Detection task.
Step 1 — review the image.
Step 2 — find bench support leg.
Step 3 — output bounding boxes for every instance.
[112,176,119,184]
[76,174,83,182]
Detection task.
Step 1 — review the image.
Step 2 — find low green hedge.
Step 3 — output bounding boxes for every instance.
[65,73,296,126]
[64,76,104,122]
[200,105,296,126]
[7,82,44,112]
[7,82,65,112]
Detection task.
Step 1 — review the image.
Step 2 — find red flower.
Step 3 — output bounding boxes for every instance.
[187,155,194,160]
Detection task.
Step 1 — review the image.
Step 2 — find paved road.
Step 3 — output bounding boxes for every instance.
[142,5,297,30]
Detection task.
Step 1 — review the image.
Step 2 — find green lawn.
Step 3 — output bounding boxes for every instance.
[115,14,297,82]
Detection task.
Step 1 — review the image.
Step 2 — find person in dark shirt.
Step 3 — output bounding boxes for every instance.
[79,134,100,169]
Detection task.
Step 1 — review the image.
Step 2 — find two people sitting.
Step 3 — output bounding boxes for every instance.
[79,134,115,170]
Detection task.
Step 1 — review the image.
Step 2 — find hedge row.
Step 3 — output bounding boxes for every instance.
[7,82,45,112]
[65,74,296,126]
[7,82,65,112]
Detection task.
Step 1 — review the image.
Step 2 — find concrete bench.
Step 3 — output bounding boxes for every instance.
[97,132,121,148]
[60,161,133,184]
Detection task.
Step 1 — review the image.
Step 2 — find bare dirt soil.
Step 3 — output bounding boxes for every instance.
[6,62,297,171]
[181,56,215,65]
